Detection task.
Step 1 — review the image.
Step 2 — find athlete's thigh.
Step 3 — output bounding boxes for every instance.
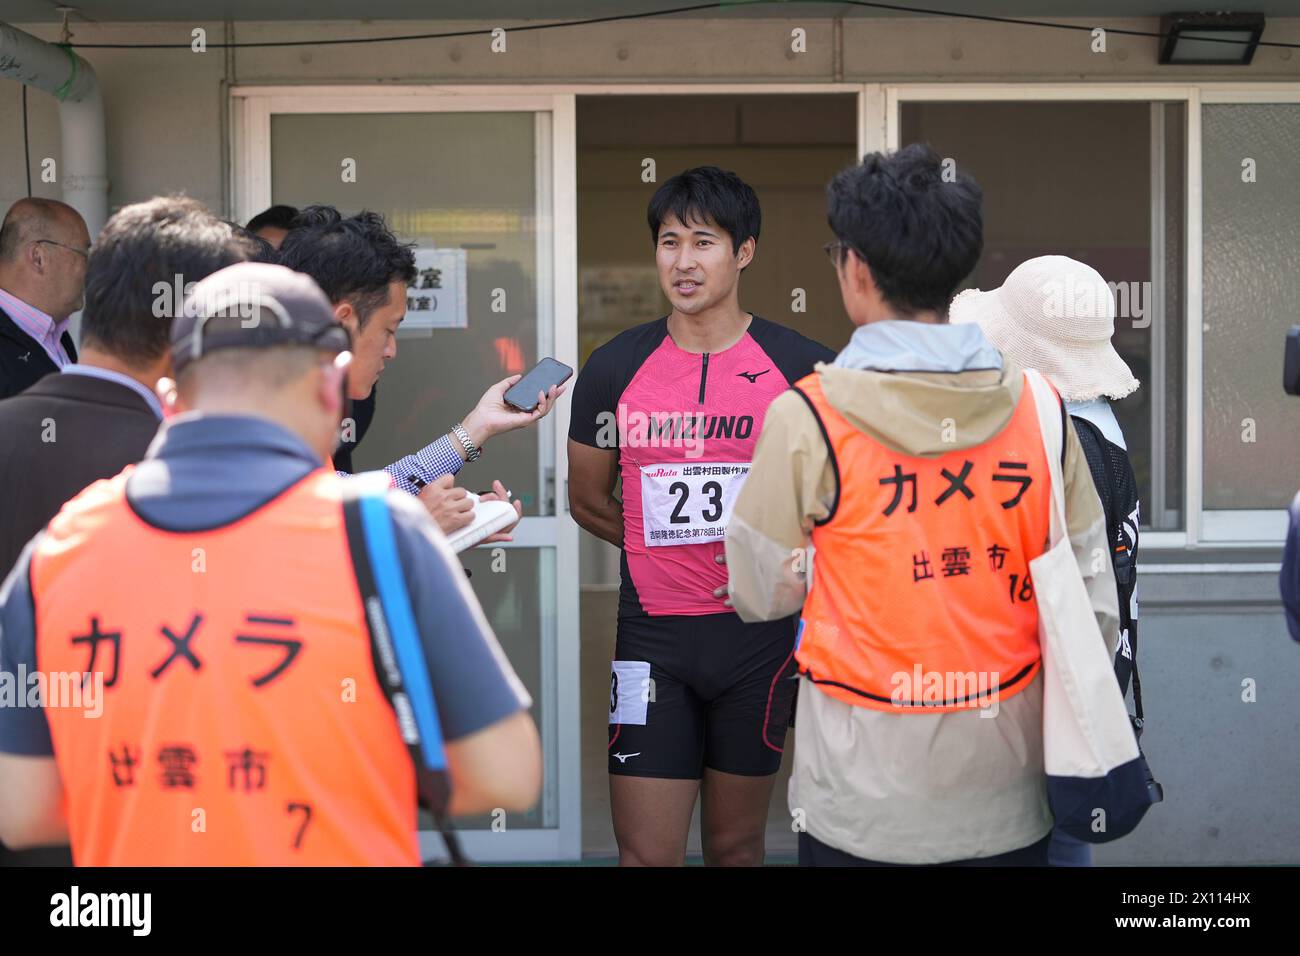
[608,614,706,779]
[609,775,700,867]
[699,768,781,866]
[607,614,706,865]
[701,614,799,777]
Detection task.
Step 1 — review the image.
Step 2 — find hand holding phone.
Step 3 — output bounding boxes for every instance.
[504,357,574,413]
[460,363,572,448]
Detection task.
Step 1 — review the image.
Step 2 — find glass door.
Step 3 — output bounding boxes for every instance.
[233,88,580,861]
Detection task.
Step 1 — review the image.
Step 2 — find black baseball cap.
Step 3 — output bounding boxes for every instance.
[171,262,350,377]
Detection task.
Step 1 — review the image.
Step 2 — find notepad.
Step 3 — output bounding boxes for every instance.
[446,491,519,553]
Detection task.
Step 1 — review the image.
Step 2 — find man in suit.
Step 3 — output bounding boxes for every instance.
[0,198,91,399]
[0,195,257,577]
[0,197,254,866]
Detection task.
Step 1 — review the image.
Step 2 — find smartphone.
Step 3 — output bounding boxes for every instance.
[504,357,573,412]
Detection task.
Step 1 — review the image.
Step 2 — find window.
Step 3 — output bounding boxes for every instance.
[900,99,1188,531]
[1201,102,1300,520]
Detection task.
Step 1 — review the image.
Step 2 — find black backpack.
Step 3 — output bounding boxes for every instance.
[1070,417,1139,697]
[1071,414,1163,805]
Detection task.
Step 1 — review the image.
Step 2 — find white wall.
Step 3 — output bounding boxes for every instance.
[4,15,1299,216]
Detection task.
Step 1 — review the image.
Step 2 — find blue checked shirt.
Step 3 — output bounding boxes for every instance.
[338,433,465,495]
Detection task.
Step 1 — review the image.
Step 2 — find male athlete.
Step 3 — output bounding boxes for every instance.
[568,166,834,866]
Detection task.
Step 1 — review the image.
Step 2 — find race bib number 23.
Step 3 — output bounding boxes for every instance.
[640,462,750,548]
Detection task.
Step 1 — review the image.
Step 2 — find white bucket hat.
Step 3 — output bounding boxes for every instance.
[949,255,1139,402]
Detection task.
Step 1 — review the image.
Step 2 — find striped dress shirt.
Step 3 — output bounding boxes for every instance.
[0,288,71,368]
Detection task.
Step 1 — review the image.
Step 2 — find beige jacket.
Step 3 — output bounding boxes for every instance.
[725,320,1119,863]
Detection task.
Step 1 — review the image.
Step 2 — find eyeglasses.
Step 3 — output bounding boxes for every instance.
[34,239,90,259]
[823,240,851,267]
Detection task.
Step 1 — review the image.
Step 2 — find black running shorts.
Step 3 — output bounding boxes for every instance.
[607,611,799,779]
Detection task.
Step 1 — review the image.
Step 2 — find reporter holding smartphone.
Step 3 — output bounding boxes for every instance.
[417,373,564,542]
[277,206,566,539]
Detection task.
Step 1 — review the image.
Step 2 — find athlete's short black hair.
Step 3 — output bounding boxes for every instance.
[827,143,983,317]
[647,166,761,260]
[246,204,299,233]
[277,205,416,325]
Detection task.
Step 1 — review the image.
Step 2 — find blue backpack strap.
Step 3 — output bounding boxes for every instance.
[341,475,466,864]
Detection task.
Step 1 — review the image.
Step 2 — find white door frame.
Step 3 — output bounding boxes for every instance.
[231,85,581,862]
[231,81,871,860]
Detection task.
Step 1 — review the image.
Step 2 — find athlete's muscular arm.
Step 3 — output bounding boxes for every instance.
[567,439,623,549]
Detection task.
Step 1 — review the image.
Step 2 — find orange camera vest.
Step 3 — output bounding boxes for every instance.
[29,467,421,866]
[792,370,1054,713]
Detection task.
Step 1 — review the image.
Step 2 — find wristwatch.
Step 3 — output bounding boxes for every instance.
[452,422,482,462]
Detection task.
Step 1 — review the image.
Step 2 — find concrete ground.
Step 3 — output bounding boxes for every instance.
[578,588,799,863]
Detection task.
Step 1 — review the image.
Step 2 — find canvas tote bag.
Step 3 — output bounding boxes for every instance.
[1024,369,1154,843]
